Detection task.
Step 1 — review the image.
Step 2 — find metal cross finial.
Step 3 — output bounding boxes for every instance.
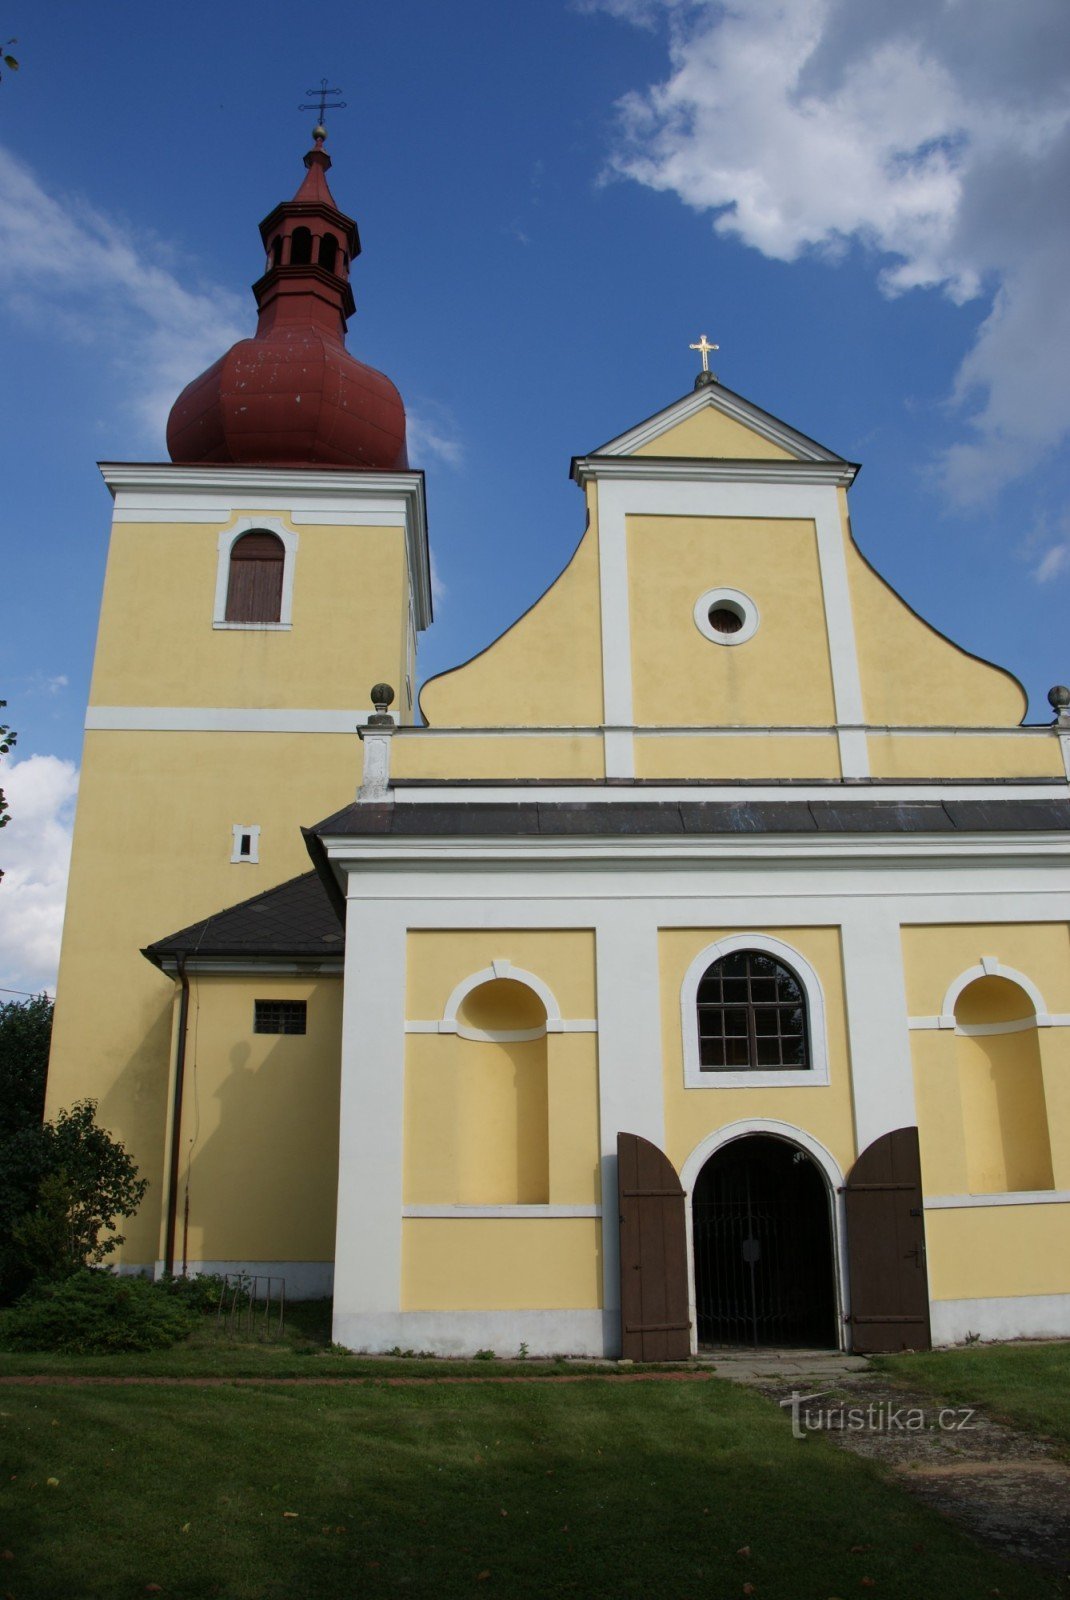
[299,78,347,133]
[689,333,719,373]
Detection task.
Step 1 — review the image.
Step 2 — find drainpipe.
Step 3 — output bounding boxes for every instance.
[164,955,190,1277]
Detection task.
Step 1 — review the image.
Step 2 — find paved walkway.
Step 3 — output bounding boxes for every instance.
[697,1345,871,1385]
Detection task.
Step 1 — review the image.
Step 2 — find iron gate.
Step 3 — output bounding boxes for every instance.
[692,1136,836,1348]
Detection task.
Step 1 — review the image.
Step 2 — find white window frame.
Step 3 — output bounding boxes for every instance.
[231,823,261,864]
[693,586,760,646]
[213,518,298,631]
[681,933,829,1088]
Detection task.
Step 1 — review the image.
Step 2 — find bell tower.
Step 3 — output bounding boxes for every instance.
[46,130,430,1271]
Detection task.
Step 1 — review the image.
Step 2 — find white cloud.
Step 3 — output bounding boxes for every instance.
[597,0,1070,504]
[0,146,246,448]
[0,754,79,995]
[1034,544,1070,584]
[407,402,465,468]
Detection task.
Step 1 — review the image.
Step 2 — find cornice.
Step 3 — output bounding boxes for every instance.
[571,456,859,487]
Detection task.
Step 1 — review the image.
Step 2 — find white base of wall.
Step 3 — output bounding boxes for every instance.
[931,1293,1070,1345]
[139,1260,335,1301]
[332,1308,616,1358]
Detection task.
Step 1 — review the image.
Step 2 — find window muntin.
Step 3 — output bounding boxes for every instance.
[697,950,809,1072]
[225,530,285,624]
[254,1000,307,1036]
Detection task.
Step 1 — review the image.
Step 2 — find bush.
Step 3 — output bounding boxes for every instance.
[0,1270,197,1354]
[0,1099,148,1301]
[154,1271,231,1315]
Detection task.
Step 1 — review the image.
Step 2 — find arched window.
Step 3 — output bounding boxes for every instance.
[290,226,312,265]
[225,531,285,624]
[696,950,809,1072]
[318,233,338,273]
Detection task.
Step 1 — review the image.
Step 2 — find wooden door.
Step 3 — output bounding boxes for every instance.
[845,1127,931,1353]
[617,1132,691,1360]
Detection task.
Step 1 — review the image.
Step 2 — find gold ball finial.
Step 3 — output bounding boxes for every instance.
[312,122,328,143]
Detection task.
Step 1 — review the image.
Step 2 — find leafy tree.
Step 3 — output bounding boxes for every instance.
[0,700,14,881]
[0,990,51,1139]
[0,1099,149,1301]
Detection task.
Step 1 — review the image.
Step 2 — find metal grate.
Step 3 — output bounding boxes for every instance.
[254,999,307,1035]
[697,950,808,1070]
[693,1137,836,1348]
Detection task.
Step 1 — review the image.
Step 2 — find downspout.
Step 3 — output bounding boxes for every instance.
[164,955,190,1277]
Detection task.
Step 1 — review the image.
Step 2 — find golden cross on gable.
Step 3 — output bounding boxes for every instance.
[689,333,719,373]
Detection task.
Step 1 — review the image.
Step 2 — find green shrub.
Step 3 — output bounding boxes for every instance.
[155,1271,231,1315]
[0,1270,197,1353]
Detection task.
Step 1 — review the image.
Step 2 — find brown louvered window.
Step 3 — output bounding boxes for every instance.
[697,950,810,1071]
[225,531,285,624]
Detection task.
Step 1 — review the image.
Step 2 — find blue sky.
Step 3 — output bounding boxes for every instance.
[1,0,1069,991]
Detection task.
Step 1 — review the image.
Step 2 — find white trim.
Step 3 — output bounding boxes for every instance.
[213,518,298,629]
[86,706,373,733]
[332,901,407,1338]
[679,933,829,1088]
[583,385,847,465]
[603,728,635,779]
[679,1120,849,1356]
[941,960,1051,1025]
[840,907,917,1150]
[595,908,666,1322]
[596,481,635,733]
[320,832,1070,873]
[440,961,562,1030]
[405,1018,597,1040]
[230,823,260,864]
[575,458,857,487]
[925,1190,1070,1209]
[931,1293,1070,1345]
[402,1204,602,1219]
[693,587,759,646]
[332,1309,613,1358]
[389,781,1065,803]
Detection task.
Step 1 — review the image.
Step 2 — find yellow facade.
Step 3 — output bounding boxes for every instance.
[91,514,413,716]
[166,974,342,1265]
[628,516,837,728]
[402,1219,602,1311]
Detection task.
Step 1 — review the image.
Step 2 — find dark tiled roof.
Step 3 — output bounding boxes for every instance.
[308,797,1070,838]
[143,872,343,966]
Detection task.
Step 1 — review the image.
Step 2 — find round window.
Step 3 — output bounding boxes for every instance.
[694,588,759,646]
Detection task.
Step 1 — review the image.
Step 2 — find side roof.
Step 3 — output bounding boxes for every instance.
[142,871,343,967]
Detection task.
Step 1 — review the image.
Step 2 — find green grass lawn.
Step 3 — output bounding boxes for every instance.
[1,1376,1063,1600]
[0,1300,650,1382]
[875,1339,1070,1453]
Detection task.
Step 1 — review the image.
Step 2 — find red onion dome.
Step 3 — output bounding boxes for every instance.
[167,132,407,471]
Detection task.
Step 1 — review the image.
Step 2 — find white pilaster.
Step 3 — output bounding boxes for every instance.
[332,893,408,1345]
[594,907,666,1322]
[840,906,917,1154]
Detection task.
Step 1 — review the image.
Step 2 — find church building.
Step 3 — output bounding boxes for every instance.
[46,129,1070,1358]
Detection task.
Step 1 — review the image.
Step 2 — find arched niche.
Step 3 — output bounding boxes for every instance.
[954,975,1054,1194]
[409,970,553,1205]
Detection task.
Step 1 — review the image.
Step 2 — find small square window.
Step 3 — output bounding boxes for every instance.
[254,1000,307,1035]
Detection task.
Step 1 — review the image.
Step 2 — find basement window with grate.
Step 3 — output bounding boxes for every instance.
[254,1000,307,1036]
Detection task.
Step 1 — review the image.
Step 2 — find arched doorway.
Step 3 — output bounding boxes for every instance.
[692,1135,837,1348]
